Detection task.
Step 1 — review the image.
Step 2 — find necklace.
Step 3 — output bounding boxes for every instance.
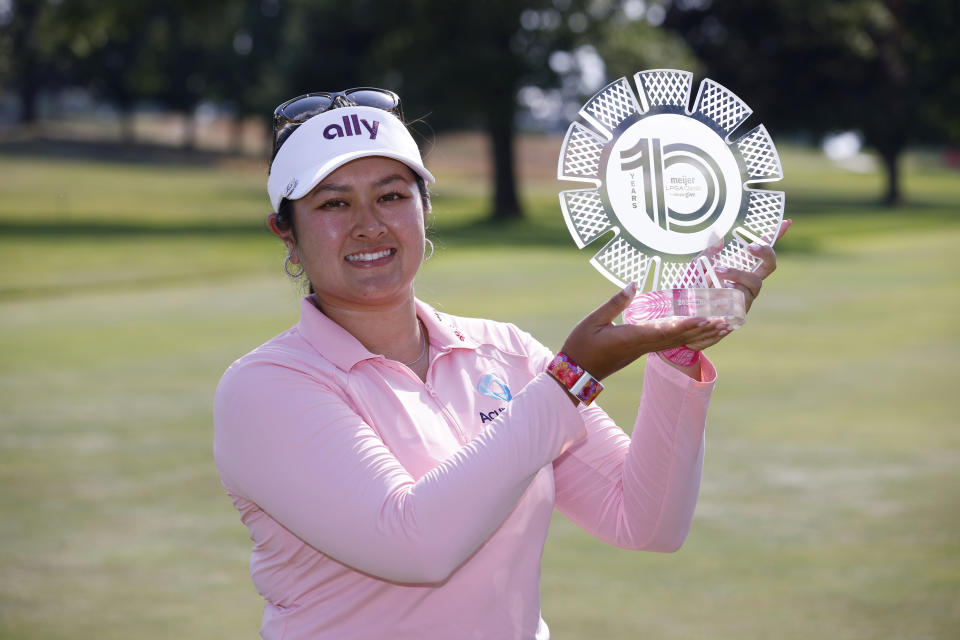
[401,320,428,367]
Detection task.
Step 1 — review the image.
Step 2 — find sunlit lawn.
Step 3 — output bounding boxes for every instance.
[0,138,958,638]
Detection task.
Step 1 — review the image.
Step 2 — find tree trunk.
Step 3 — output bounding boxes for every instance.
[13,0,41,125]
[879,146,902,206]
[487,115,523,220]
[231,114,246,155]
[17,60,38,125]
[119,103,136,143]
[182,111,197,151]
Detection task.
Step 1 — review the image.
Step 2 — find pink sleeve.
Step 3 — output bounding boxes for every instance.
[552,353,716,552]
[213,362,584,584]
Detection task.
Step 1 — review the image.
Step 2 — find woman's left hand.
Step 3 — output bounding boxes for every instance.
[685,219,792,351]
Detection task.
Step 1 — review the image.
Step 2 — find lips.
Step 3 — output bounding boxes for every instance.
[344,247,396,264]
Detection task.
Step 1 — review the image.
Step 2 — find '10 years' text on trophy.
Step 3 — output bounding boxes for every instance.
[557,69,785,328]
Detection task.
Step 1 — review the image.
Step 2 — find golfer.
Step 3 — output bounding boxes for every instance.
[213,88,786,639]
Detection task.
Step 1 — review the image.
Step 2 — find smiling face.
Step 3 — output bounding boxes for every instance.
[274,156,427,312]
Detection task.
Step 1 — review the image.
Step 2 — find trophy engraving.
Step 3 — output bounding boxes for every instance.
[558,69,785,328]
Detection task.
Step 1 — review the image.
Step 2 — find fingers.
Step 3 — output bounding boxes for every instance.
[716,266,763,297]
[661,317,729,353]
[774,218,792,242]
[702,231,725,260]
[681,233,724,285]
[747,242,778,280]
[622,316,727,353]
[712,220,789,311]
[685,326,730,351]
[744,218,790,280]
[713,263,762,311]
[586,281,638,326]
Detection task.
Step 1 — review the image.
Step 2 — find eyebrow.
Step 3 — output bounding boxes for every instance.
[374,173,410,188]
[309,173,410,197]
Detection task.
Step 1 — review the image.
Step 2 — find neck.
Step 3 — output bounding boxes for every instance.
[311,293,425,369]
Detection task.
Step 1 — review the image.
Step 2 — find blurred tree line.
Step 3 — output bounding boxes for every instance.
[1,0,956,214]
[663,0,959,205]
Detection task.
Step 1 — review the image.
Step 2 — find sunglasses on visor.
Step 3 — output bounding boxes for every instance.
[271,87,402,157]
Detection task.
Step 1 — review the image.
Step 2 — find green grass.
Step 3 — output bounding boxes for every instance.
[1,140,958,638]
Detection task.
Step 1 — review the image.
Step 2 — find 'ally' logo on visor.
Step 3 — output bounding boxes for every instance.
[477,373,512,402]
[323,114,380,140]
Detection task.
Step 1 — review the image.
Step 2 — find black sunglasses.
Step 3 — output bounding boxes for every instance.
[271,87,402,157]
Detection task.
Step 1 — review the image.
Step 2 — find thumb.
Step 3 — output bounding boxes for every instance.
[587,282,637,325]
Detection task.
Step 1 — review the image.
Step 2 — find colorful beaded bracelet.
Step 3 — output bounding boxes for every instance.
[546,352,603,405]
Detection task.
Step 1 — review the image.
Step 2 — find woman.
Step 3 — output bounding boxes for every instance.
[214,88,788,639]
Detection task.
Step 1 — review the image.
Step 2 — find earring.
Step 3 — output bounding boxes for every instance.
[423,238,434,261]
[283,254,304,277]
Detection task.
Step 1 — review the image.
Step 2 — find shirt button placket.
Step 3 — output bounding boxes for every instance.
[424,382,466,444]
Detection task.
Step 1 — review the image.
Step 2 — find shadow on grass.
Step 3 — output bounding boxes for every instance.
[433,217,574,248]
[1,214,822,256]
[785,196,959,215]
[0,137,266,168]
[432,218,821,255]
[0,268,268,301]
[0,220,267,238]
[6,138,951,256]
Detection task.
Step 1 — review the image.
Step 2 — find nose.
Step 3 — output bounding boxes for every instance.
[352,202,387,240]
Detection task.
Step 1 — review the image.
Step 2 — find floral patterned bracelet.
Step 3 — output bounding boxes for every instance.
[546,352,603,405]
[659,345,701,367]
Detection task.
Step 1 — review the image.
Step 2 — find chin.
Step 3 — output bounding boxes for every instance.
[342,281,415,308]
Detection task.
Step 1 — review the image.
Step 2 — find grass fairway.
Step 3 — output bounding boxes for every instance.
[1,137,958,639]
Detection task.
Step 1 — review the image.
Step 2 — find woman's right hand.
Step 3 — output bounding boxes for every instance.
[559,282,726,381]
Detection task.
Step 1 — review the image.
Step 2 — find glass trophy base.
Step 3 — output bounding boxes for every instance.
[622,288,747,329]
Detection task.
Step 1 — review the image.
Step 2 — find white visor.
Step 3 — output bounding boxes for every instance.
[267,105,435,211]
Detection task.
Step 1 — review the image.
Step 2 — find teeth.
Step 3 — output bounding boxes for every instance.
[346,249,392,262]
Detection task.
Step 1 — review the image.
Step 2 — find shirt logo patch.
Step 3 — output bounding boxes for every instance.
[477,373,512,402]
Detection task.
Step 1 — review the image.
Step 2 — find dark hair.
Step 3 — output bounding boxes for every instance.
[271,123,298,162]
[274,196,297,235]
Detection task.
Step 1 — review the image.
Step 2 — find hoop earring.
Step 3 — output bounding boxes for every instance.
[423,238,434,262]
[283,254,304,277]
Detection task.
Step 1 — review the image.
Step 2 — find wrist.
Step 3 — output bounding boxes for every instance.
[658,345,701,367]
[547,352,603,406]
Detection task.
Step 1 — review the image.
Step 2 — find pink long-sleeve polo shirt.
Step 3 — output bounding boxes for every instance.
[213,297,716,639]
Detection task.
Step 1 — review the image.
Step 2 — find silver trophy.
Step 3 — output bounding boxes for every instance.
[557,69,785,328]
